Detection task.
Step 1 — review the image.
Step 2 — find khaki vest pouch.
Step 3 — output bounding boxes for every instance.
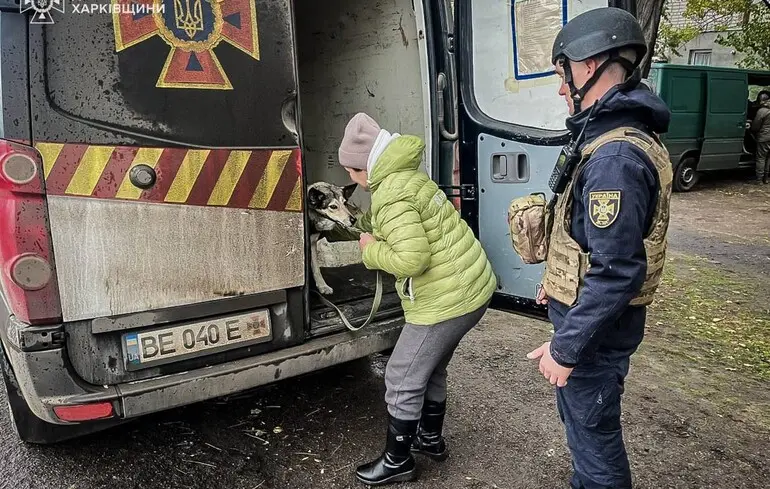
[507,194,551,264]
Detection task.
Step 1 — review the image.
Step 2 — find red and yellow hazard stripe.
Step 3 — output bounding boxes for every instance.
[34,143,303,212]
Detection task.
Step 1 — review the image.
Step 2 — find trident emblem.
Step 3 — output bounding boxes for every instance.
[113,0,260,89]
[174,0,203,39]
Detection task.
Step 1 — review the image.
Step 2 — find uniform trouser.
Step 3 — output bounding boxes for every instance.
[557,354,633,489]
[757,141,770,180]
[384,304,488,420]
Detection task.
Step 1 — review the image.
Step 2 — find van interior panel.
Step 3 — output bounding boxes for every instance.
[293,0,428,330]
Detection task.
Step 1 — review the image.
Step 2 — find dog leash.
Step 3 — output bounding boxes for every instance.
[312,271,383,332]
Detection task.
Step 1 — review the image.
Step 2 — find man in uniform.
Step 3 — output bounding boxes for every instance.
[751,91,770,184]
[525,8,673,489]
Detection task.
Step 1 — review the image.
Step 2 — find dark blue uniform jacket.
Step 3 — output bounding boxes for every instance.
[549,83,672,368]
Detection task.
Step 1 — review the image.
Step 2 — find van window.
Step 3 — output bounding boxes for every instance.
[470,0,606,131]
[749,85,770,101]
[710,79,746,114]
[36,0,297,147]
[671,77,702,112]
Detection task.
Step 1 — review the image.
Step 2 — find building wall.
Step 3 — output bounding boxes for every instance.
[668,31,745,68]
[663,0,746,68]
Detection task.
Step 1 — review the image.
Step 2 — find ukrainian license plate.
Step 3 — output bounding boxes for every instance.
[123,310,272,370]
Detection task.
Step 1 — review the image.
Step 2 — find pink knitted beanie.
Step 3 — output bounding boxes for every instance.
[338,113,381,170]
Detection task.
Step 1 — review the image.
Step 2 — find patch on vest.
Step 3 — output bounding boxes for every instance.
[589,191,621,228]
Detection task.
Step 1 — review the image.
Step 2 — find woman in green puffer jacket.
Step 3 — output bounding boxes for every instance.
[336,113,496,486]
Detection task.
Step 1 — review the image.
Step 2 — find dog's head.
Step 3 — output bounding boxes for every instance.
[307,182,358,230]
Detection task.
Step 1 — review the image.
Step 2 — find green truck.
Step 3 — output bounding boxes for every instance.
[647,63,770,191]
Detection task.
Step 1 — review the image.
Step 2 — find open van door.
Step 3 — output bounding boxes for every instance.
[455,0,610,316]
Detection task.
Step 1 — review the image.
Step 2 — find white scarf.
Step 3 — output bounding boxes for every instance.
[366,129,401,175]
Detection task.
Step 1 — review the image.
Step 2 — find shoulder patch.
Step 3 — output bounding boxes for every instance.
[432,188,447,207]
[589,190,621,228]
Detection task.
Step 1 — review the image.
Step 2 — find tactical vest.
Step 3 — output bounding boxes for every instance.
[542,127,673,307]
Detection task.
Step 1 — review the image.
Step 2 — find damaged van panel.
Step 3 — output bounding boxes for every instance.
[47,197,305,321]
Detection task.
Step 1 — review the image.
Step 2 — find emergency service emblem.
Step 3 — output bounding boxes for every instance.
[112,0,259,89]
[589,191,621,228]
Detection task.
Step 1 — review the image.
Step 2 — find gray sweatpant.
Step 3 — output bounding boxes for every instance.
[384,304,488,420]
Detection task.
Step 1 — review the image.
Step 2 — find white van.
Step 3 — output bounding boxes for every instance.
[0,0,612,442]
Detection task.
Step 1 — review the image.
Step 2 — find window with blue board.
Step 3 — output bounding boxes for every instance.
[470,0,606,131]
[511,0,568,81]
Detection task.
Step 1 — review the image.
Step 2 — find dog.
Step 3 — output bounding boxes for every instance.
[307,181,360,295]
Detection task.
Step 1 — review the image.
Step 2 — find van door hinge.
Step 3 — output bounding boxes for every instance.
[15,325,65,352]
[439,184,477,201]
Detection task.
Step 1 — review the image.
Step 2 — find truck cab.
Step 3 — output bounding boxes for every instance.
[1,0,616,443]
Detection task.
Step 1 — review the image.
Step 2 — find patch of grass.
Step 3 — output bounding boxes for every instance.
[649,253,770,381]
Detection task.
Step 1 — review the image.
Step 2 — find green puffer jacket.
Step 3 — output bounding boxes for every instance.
[361,135,497,325]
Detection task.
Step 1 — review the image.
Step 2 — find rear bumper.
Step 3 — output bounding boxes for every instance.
[2,315,402,424]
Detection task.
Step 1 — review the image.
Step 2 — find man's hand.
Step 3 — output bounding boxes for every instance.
[536,284,548,305]
[527,341,573,387]
[359,232,376,251]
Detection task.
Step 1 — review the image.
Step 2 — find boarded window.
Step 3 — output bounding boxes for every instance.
[469,0,606,131]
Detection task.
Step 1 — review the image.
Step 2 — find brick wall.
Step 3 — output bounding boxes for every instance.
[664,0,744,31]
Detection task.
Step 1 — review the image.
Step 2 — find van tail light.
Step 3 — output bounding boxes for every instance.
[53,402,114,422]
[0,140,62,325]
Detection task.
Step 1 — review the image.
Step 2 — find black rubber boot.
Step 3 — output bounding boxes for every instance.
[356,416,419,486]
[411,400,448,461]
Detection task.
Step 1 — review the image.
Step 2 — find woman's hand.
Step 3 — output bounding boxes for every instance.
[359,232,376,251]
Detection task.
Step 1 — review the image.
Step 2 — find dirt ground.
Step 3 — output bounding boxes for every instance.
[1,176,769,489]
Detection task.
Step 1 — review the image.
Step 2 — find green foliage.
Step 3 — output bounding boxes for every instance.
[655,1,701,59]
[749,85,770,100]
[681,0,751,22]
[657,0,770,69]
[657,22,700,58]
[715,3,770,70]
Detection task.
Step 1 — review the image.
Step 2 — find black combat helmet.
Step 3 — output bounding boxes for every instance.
[551,7,647,65]
[551,7,647,112]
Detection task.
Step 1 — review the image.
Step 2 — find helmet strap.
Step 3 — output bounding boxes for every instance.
[563,49,637,113]
[562,60,583,113]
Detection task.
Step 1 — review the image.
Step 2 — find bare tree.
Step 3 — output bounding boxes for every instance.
[636,0,666,77]
[609,0,666,76]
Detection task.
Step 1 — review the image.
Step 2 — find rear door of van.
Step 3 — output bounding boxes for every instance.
[453,0,611,314]
[699,70,748,171]
[25,0,306,382]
